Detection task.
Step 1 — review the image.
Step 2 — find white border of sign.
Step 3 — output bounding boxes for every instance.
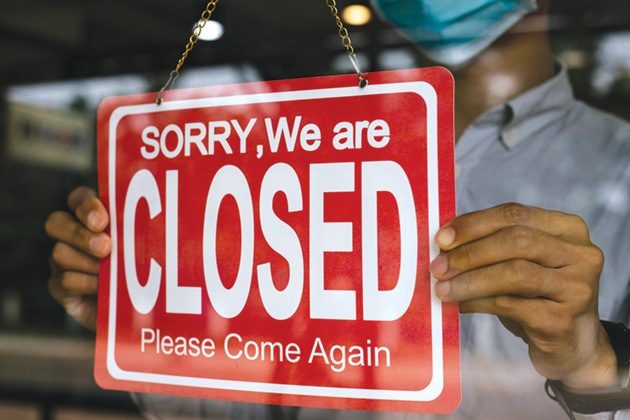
[106,82,443,402]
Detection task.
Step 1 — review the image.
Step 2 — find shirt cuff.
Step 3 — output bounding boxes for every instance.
[574,412,615,420]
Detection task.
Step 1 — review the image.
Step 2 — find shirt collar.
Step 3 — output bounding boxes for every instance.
[473,62,576,151]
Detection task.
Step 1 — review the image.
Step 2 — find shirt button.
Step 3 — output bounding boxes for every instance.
[455,164,462,178]
[504,130,518,146]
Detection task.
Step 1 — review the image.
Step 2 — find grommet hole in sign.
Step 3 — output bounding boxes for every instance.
[155,0,368,105]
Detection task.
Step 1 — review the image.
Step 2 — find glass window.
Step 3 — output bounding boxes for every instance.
[2,0,630,419]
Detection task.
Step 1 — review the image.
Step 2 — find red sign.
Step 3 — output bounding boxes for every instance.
[95,68,459,413]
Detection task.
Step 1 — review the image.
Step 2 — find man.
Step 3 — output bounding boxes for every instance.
[45,0,630,418]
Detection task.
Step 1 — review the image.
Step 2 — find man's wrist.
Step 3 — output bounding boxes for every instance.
[560,323,619,390]
[546,321,630,415]
[601,321,630,389]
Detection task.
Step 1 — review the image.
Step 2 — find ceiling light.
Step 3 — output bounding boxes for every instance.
[193,20,224,41]
[342,5,372,26]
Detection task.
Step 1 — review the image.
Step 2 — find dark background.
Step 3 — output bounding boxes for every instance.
[0,0,629,418]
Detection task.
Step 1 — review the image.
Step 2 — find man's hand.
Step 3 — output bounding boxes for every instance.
[430,203,618,390]
[45,187,111,331]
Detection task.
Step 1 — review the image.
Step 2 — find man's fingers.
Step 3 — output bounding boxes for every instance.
[48,276,98,331]
[52,242,100,274]
[458,296,587,345]
[49,256,61,276]
[45,211,111,258]
[458,294,531,317]
[50,271,98,295]
[62,272,99,295]
[435,203,590,250]
[430,225,586,279]
[67,187,109,233]
[435,259,563,302]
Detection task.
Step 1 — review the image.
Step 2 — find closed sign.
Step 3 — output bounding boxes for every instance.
[95,68,460,413]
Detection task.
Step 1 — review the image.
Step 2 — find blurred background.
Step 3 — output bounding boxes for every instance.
[1,0,630,418]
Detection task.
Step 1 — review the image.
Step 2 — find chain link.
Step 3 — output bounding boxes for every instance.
[176,0,219,72]
[326,0,355,55]
[326,0,367,87]
[157,1,219,104]
[158,0,366,104]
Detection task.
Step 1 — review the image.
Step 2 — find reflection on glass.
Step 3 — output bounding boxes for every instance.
[592,32,630,95]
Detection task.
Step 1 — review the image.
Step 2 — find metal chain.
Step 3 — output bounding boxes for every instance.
[177,0,220,73]
[157,0,366,104]
[157,0,220,104]
[326,0,367,87]
[326,0,355,55]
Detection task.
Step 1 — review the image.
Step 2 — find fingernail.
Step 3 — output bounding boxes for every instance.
[435,281,451,300]
[90,236,109,256]
[435,227,455,248]
[88,211,104,230]
[430,254,448,277]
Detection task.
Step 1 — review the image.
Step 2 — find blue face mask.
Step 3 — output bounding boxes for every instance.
[372,0,537,66]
